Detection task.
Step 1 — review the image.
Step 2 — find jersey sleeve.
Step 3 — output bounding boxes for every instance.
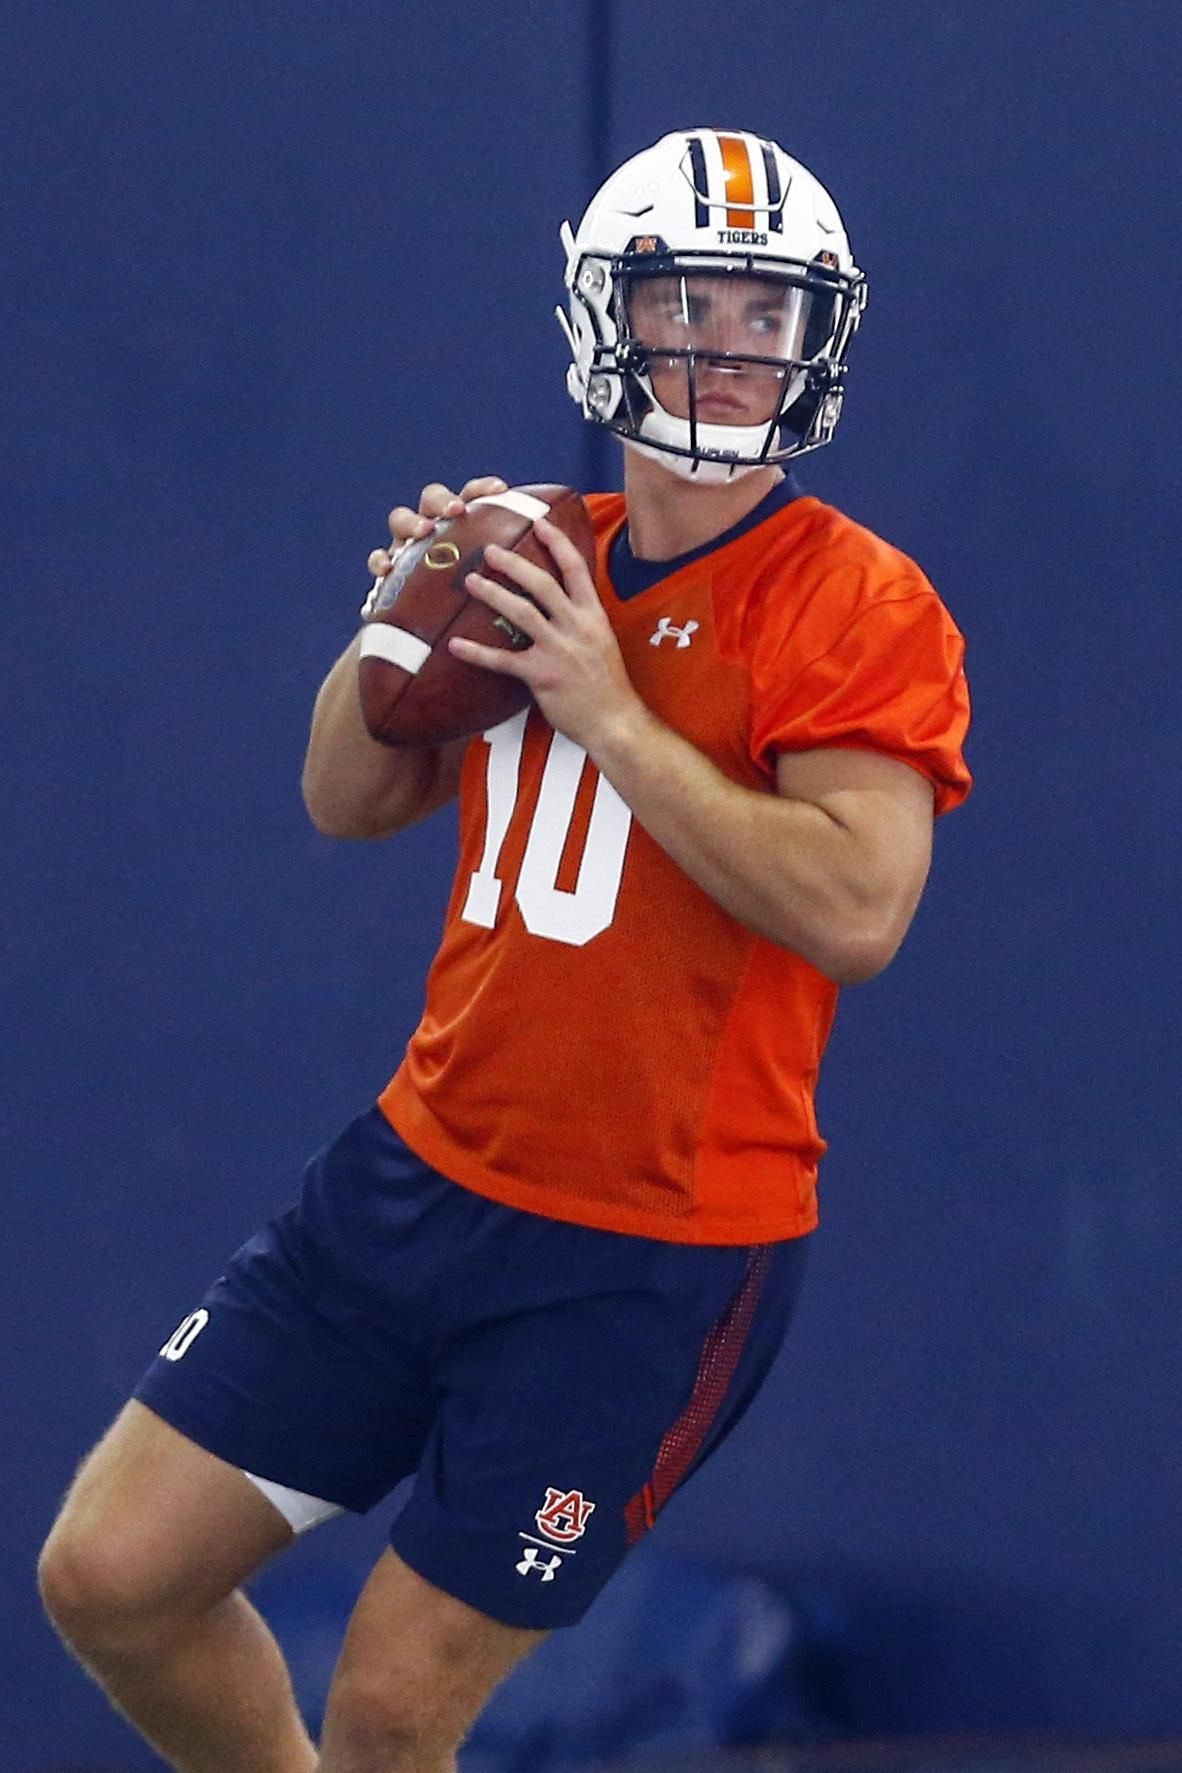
[749,582,972,816]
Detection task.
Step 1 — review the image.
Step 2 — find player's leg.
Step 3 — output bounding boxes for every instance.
[315,1153,807,1773]
[40,1109,440,1772]
[319,1548,545,1773]
[39,1399,317,1773]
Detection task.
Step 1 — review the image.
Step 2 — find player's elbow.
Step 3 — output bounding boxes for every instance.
[816,855,930,984]
[301,772,396,841]
[776,921,894,985]
[305,806,381,840]
[820,902,915,985]
[823,933,897,986]
[304,802,380,840]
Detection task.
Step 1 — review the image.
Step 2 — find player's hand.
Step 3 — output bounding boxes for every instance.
[449,516,645,760]
[362,477,508,616]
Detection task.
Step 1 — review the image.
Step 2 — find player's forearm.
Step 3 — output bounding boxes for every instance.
[301,635,444,839]
[589,702,893,984]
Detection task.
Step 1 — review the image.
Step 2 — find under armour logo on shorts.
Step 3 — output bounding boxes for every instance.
[515,1546,564,1581]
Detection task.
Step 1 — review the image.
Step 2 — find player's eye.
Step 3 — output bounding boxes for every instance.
[653,301,706,327]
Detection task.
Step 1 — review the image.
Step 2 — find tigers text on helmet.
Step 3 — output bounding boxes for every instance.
[557,129,868,484]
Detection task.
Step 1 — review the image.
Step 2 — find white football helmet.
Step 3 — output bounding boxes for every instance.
[558,128,867,483]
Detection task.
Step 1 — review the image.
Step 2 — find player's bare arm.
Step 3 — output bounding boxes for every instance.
[301,475,507,838]
[454,518,933,985]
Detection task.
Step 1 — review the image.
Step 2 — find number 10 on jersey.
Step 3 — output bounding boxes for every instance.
[461,711,633,948]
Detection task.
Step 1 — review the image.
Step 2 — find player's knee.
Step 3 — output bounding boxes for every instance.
[321,1669,461,1771]
[38,1511,162,1648]
[39,1519,106,1642]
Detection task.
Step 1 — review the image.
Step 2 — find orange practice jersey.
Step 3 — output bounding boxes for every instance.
[380,491,971,1244]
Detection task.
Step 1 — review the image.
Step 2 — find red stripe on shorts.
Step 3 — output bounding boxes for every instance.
[624,1245,772,1544]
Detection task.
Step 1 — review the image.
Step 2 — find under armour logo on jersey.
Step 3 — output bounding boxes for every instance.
[649,617,699,649]
[516,1547,564,1581]
[535,1486,597,1544]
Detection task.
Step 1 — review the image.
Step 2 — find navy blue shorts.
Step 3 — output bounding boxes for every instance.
[136,1107,810,1627]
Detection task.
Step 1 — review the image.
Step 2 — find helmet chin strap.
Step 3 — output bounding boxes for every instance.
[613,355,804,483]
[625,391,779,484]
[623,437,764,485]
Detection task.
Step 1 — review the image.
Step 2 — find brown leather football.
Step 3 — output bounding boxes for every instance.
[358,484,595,747]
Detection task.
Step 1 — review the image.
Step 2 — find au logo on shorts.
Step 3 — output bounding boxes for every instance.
[534,1486,596,1545]
[514,1485,597,1579]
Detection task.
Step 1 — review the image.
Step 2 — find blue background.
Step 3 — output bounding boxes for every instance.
[5,1,1181,1764]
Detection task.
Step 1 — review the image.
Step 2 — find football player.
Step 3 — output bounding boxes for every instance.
[41,129,971,1773]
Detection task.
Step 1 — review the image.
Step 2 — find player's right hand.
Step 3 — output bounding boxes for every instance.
[365,477,509,583]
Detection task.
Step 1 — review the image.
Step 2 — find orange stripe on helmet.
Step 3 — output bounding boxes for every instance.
[717,132,757,228]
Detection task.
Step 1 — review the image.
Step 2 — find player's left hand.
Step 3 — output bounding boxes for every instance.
[450,516,643,758]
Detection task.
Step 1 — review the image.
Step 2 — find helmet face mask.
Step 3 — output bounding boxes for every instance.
[618,265,828,467]
[558,131,868,483]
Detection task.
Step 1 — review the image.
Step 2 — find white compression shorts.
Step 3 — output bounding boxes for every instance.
[242,1469,344,1535]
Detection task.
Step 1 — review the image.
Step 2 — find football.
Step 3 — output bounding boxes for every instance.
[358,484,595,747]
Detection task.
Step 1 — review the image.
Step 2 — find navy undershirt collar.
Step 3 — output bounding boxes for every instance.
[608,471,804,602]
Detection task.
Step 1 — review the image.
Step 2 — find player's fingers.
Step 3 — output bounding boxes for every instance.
[388,505,434,544]
[464,570,547,638]
[533,516,597,605]
[367,548,393,577]
[458,475,509,503]
[448,633,530,678]
[481,544,564,616]
[419,483,466,520]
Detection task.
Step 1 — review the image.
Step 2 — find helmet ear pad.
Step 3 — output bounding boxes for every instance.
[779,269,846,439]
[779,379,821,440]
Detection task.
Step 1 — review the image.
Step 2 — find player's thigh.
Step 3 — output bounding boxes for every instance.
[40,1399,292,1627]
[321,1548,544,1760]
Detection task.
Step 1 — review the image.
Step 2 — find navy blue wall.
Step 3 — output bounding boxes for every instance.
[5,2,1181,1763]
